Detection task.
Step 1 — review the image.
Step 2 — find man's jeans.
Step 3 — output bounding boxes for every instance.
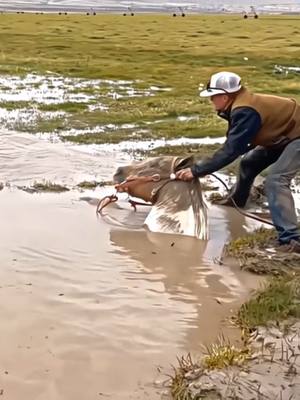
[230,139,300,244]
[265,139,300,244]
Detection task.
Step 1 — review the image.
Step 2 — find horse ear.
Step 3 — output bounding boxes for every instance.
[174,155,196,172]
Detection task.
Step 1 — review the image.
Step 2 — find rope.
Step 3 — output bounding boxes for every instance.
[96,193,143,229]
[210,173,275,227]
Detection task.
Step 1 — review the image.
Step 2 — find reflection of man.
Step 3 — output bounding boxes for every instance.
[175,71,300,252]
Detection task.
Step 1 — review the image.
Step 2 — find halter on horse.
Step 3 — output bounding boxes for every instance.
[97,156,180,213]
[96,155,208,240]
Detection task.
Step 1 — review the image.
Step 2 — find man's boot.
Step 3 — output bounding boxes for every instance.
[277,239,300,255]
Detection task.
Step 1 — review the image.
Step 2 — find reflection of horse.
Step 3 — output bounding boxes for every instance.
[109,228,260,347]
[112,156,208,240]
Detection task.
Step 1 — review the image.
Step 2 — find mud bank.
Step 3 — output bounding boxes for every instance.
[170,228,300,400]
[176,320,300,399]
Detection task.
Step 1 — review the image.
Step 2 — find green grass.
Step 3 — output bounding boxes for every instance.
[38,102,88,113]
[225,228,300,333]
[237,273,300,333]
[0,14,300,142]
[0,100,32,110]
[225,227,277,257]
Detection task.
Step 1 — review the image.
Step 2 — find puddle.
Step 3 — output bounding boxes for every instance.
[0,128,131,187]
[0,73,171,131]
[0,128,225,189]
[0,107,65,131]
[55,122,140,138]
[0,126,266,400]
[0,188,262,400]
[0,73,170,104]
[274,64,300,75]
[39,131,226,154]
[1,127,299,216]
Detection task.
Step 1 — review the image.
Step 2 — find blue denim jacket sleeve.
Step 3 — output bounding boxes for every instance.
[191,107,262,177]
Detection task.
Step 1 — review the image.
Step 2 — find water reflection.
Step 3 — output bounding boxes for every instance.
[109,223,259,349]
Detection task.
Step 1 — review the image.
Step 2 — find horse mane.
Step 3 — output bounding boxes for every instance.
[173,155,196,172]
[144,156,208,239]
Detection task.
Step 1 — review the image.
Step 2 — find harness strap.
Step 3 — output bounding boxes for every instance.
[114,174,161,194]
[97,156,181,219]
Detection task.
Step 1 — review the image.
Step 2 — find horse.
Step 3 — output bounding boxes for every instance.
[111,155,208,240]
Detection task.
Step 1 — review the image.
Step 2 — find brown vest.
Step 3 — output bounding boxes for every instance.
[231,88,300,146]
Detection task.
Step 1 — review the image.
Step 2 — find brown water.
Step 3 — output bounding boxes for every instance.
[0,129,261,399]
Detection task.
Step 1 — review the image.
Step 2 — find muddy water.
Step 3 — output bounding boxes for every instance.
[0,129,131,186]
[0,129,262,399]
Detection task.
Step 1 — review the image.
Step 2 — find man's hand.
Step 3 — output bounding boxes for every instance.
[175,168,194,181]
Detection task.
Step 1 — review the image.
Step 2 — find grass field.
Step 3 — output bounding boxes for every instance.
[0,13,300,141]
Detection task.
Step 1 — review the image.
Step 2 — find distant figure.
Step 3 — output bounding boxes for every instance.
[243,6,258,19]
[173,6,186,17]
[175,71,300,252]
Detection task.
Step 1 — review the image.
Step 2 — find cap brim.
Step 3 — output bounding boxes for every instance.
[199,89,226,97]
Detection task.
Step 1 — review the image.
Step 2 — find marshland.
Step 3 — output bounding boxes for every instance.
[0,12,300,400]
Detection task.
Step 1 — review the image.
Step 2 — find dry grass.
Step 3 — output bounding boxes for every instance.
[171,354,199,400]
[203,333,250,370]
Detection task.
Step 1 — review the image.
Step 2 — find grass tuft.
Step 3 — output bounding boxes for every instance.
[225,227,277,258]
[171,354,198,400]
[203,333,250,370]
[18,181,70,193]
[236,273,300,335]
[76,180,109,189]
[224,226,300,275]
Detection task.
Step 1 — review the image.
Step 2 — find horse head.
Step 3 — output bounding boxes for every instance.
[113,155,208,240]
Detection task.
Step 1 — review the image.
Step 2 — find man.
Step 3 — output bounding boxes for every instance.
[175,71,300,252]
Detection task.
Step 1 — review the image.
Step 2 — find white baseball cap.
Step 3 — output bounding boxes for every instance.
[200,71,242,97]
